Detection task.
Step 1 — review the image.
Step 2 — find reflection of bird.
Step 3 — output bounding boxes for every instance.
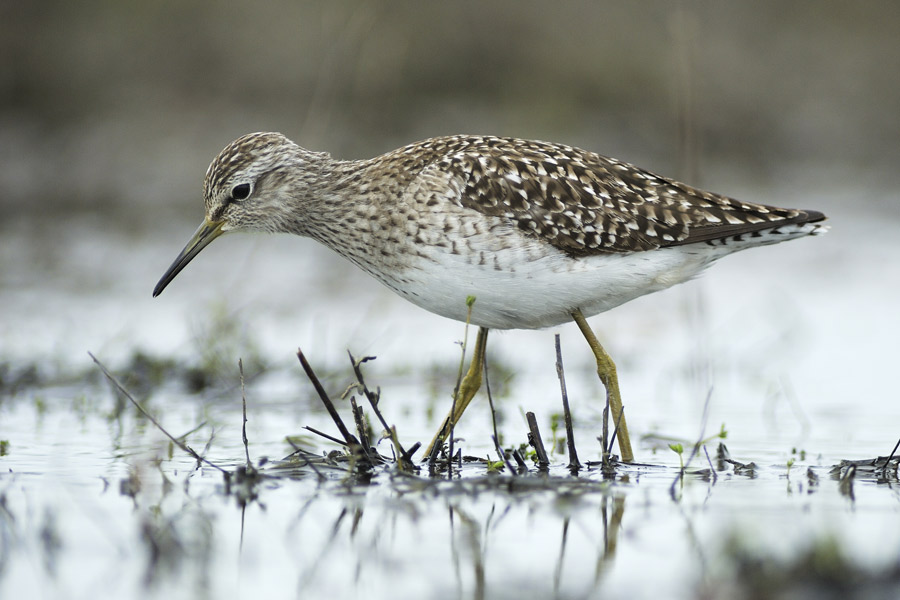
[154,132,828,462]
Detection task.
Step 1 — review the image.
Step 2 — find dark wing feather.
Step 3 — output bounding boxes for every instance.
[435,136,818,255]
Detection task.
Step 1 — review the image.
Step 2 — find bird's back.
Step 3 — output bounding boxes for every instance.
[370,135,825,256]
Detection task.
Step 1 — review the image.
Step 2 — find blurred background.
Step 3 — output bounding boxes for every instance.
[1,1,898,399]
[3,1,898,217]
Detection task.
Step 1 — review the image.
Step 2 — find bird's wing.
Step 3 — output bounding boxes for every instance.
[429,136,818,256]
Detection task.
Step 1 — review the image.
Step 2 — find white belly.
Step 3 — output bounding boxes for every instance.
[373,239,728,330]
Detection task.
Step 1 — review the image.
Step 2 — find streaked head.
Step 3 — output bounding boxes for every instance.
[153,132,326,297]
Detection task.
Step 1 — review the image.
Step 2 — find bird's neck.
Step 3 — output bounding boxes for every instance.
[275,158,402,265]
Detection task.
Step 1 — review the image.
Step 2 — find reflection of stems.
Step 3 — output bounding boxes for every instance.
[449,505,485,600]
[595,495,626,583]
[553,518,570,594]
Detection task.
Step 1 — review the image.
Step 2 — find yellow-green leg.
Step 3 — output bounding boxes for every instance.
[572,309,634,463]
[425,326,489,457]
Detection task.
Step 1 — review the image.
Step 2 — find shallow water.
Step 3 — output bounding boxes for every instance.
[2,181,900,599]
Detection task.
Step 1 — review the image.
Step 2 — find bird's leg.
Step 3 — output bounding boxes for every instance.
[571,309,635,463]
[425,327,490,458]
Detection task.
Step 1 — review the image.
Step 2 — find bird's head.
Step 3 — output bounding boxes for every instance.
[153,132,328,297]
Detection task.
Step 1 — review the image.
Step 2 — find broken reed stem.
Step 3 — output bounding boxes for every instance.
[296,349,375,472]
[484,347,515,475]
[89,352,229,476]
[608,408,623,458]
[297,349,361,449]
[387,425,415,472]
[405,441,422,460]
[303,425,348,447]
[427,425,443,465]
[348,353,415,471]
[511,448,528,470]
[239,358,252,469]
[601,391,610,468]
[526,411,550,469]
[881,437,900,478]
[349,396,371,452]
[555,334,581,472]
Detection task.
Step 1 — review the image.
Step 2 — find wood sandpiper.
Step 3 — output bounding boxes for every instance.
[153,132,828,462]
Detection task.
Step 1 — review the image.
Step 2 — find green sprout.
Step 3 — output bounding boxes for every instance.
[486,459,505,473]
[699,423,728,446]
[669,442,685,471]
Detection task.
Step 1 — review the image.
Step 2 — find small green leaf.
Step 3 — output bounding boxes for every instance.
[486,460,505,473]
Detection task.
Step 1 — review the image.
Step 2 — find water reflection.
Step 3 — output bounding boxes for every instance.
[236,469,629,599]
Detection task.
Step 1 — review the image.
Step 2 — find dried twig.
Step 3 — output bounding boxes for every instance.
[427,426,443,466]
[349,396,371,452]
[89,352,228,476]
[303,425,348,447]
[239,358,252,469]
[880,437,900,479]
[608,408,623,458]
[555,335,581,472]
[600,389,610,468]
[511,448,528,471]
[296,349,361,449]
[347,353,415,472]
[484,348,516,475]
[526,411,550,469]
[406,441,421,459]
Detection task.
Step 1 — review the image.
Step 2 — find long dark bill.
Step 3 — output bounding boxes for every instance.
[152,220,225,297]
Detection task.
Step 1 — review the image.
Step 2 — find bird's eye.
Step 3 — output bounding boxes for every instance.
[231,183,252,201]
